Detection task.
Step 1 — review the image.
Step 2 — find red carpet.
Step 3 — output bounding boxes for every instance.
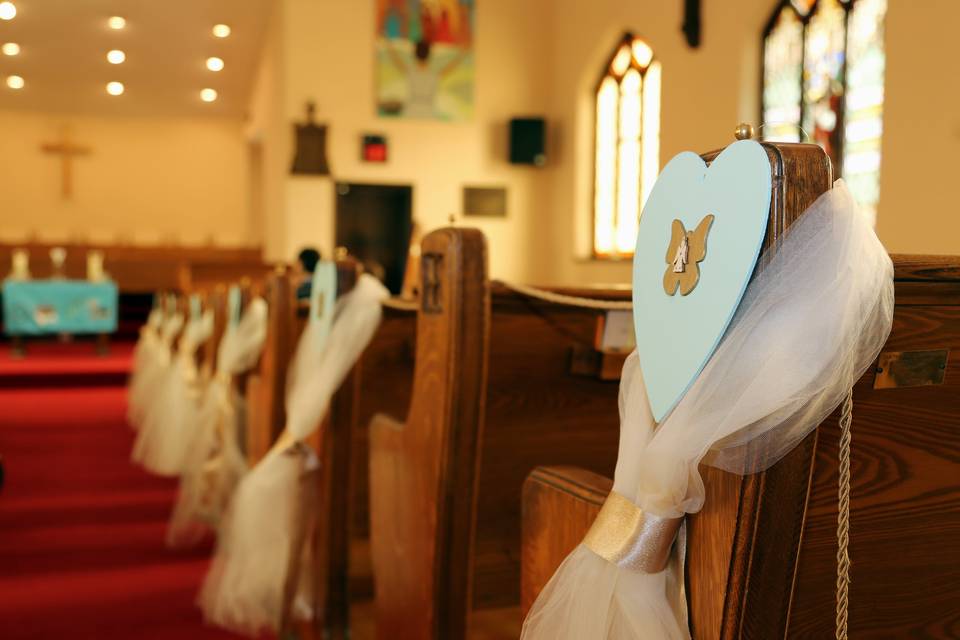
[0,341,134,388]
[0,347,246,639]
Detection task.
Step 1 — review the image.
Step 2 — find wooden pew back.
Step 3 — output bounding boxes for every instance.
[245,266,296,464]
[369,228,489,640]
[474,286,628,609]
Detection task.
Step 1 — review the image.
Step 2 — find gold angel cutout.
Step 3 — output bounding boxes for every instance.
[663,214,715,296]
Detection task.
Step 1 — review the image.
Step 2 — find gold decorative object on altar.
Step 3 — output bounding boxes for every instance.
[10,249,30,280]
[49,247,67,278]
[87,250,106,282]
[663,215,714,296]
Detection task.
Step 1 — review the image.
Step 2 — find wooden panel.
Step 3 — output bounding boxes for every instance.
[180,262,274,292]
[350,309,418,541]
[369,228,490,640]
[473,289,625,608]
[244,268,295,464]
[303,259,362,640]
[0,241,265,293]
[520,466,610,614]
[789,300,960,638]
[200,286,228,378]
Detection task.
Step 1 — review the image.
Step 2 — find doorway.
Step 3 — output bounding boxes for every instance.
[335,183,413,295]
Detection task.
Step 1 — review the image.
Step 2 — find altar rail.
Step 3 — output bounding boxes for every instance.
[0,242,268,293]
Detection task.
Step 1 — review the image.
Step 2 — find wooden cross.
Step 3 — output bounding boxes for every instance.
[41,127,91,199]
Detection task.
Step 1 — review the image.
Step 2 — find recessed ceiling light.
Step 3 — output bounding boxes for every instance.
[200,88,218,103]
[106,81,124,96]
[206,57,224,72]
[212,24,231,38]
[108,16,126,30]
[0,2,16,21]
[107,49,125,64]
[2,42,19,56]
[6,75,24,89]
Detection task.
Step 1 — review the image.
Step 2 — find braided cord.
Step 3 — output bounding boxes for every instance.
[382,282,634,312]
[493,280,633,311]
[836,388,853,640]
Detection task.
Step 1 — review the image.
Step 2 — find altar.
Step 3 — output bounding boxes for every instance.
[2,279,118,354]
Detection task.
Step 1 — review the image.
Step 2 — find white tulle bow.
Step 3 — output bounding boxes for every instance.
[522,181,895,639]
[131,310,214,476]
[199,274,389,635]
[127,309,165,430]
[168,298,269,547]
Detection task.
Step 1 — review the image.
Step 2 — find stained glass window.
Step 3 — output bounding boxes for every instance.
[762,0,887,223]
[593,33,660,258]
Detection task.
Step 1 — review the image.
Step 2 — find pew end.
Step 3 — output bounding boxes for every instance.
[368,227,490,640]
[520,466,611,615]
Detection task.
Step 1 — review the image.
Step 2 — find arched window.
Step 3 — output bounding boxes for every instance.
[593,33,661,258]
[762,0,887,222]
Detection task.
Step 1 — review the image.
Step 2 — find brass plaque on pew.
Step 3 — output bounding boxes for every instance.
[873,349,949,389]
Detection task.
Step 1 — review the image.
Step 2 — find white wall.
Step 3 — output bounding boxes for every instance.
[252,0,553,280]
[0,110,252,247]
[535,0,960,286]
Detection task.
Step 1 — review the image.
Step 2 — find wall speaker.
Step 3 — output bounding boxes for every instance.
[509,117,546,167]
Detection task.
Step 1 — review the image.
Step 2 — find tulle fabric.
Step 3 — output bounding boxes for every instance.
[167,298,269,547]
[199,274,388,635]
[131,310,214,476]
[127,308,164,430]
[522,180,895,639]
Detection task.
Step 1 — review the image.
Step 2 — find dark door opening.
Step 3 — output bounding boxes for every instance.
[334,183,413,295]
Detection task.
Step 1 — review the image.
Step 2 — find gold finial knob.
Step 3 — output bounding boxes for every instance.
[335,246,348,260]
[448,214,456,226]
[734,122,755,141]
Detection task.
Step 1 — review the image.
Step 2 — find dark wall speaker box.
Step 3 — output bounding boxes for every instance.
[509,117,546,167]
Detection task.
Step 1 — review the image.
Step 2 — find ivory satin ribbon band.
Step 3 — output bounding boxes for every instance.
[582,490,683,573]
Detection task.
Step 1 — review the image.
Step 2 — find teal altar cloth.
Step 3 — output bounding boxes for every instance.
[2,280,119,336]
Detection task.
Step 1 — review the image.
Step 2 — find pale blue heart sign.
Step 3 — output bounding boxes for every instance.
[633,140,771,422]
[309,261,337,348]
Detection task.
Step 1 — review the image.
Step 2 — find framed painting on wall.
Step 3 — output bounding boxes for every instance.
[375,0,475,121]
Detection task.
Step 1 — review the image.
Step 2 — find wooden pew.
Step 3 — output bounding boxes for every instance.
[521,255,960,637]
[369,227,490,640]
[365,228,637,639]
[295,260,363,639]
[244,266,296,464]
[196,286,227,381]
[520,146,960,637]
[231,258,369,638]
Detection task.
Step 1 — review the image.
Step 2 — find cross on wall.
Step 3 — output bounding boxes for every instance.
[41,127,91,200]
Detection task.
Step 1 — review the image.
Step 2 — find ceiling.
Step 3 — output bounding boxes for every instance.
[0,0,273,118]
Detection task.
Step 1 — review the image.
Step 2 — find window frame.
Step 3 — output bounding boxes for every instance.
[591,31,659,261]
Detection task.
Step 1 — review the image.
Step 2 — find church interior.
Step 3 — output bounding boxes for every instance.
[0,1,958,638]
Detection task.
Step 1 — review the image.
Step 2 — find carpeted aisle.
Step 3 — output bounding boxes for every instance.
[0,344,243,639]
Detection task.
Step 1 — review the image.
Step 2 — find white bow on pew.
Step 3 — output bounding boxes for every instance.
[521,181,895,639]
[199,273,389,636]
[132,308,214,476]
[167,297,269,547]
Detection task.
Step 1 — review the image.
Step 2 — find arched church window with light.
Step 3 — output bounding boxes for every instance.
[593,33,661,258]
[762,0,887,222]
